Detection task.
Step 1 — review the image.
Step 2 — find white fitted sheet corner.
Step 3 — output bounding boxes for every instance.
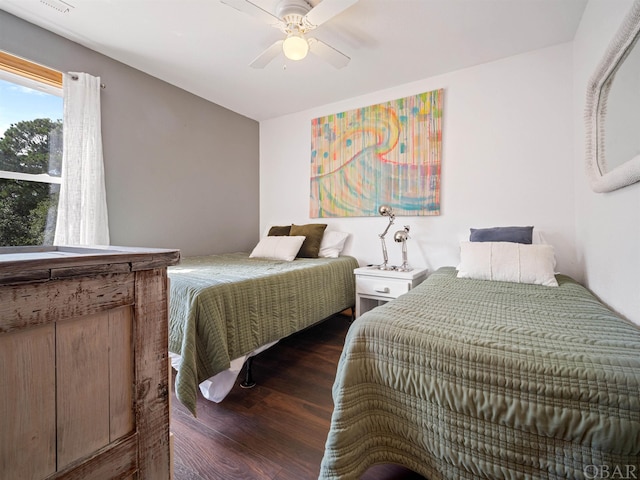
[169,340,279,403]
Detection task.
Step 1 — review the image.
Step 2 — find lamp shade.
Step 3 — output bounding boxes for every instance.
[394,229,409,242]
[378,205,393,217]
[282,32,309,61]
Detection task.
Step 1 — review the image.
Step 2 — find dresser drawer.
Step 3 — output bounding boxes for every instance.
[356,276,411,299]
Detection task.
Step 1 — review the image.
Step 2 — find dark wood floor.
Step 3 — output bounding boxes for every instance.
[170,313,427,480]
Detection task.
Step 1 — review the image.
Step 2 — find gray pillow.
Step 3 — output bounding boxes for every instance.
[469,226,533,244]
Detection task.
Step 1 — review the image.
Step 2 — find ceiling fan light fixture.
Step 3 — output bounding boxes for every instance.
[282,32,309,61]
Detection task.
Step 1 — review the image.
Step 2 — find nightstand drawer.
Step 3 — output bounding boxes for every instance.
[356,276,411,298]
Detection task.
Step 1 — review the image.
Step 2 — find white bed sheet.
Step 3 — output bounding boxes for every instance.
[169,340,279,403]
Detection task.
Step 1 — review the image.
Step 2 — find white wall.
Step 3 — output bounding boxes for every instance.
[261,43,578,278]
[573,0,640,325]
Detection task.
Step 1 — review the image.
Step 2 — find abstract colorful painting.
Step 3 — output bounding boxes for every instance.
[310,89,443,217]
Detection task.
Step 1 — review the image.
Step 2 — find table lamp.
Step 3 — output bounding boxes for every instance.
[393,225,412,272]
[377,205,395,270]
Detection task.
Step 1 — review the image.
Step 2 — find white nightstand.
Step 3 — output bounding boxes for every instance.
[354,266,428,318]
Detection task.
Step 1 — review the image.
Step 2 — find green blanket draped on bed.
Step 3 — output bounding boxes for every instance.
[320,267,640,479]
[168,252,358,415]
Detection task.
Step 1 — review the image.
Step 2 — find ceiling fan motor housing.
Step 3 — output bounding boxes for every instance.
[276,0,313,31]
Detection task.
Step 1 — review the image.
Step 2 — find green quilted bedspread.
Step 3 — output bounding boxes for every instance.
[168,252,358,415]
[320,267,640,479]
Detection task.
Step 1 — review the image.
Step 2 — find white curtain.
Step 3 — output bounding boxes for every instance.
[54,72,110,246]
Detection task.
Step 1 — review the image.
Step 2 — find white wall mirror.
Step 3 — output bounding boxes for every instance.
[585,0,640,193]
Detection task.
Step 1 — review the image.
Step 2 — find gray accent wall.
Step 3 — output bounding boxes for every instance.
[0,10,259,256]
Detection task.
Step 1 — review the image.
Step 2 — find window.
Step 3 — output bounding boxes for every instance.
[0,51,63,247]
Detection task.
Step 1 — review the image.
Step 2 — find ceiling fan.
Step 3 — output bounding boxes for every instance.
[220,0,358,69]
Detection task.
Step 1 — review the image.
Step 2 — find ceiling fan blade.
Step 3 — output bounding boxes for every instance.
[304,0,358,27]
[249,40,284,68]
[308,38,350,69]
[220,0,283,28]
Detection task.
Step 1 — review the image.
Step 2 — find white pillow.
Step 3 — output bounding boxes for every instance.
[533,230,548,244]
[318,231,350,258]
[249,236,306,261]
[457,241,558,287]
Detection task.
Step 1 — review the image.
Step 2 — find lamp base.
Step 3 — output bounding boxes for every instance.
[395,265,413,272]
[378,263,395,271]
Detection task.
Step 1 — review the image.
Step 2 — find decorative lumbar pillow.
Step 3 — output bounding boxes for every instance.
[249,236,306,261]
[469,226,534,244]
[289,223,327,258]
[318,231,350,258]
[457,241,558,286]
[267,225,291,236]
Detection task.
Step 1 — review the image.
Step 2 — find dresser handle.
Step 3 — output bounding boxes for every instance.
[375,286,390,293]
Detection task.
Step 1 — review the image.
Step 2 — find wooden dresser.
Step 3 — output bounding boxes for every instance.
[0,246,180,480]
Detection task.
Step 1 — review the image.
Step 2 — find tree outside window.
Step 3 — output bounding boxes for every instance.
[0,66,63,247]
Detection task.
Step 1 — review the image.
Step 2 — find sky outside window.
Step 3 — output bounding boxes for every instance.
[0,77,62,137]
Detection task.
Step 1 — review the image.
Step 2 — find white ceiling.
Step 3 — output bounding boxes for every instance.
[0,0,587,121]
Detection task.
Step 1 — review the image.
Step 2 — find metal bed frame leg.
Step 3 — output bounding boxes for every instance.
[239,308,354,389]
[240,356,256,388]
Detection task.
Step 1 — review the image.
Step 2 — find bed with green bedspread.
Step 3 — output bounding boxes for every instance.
[168,252,358,415]
[320,267,640,479]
